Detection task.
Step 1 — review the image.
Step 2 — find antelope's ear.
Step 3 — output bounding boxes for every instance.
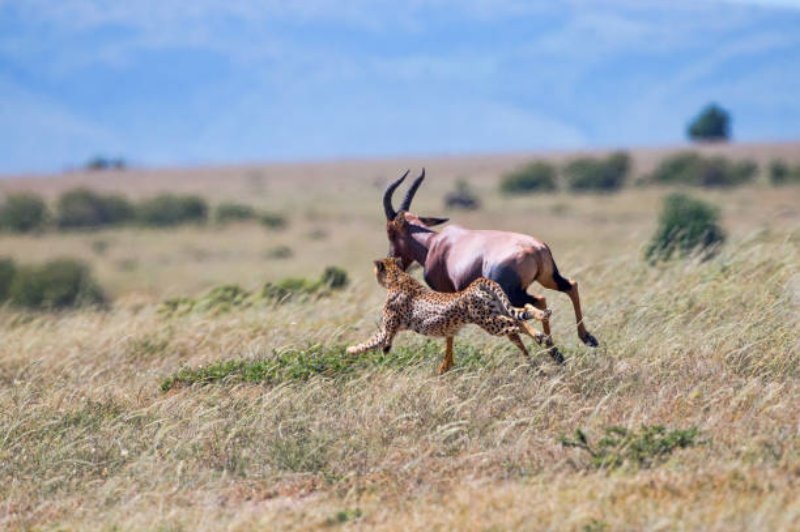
[419,216,449,227]
[373,259,385,272]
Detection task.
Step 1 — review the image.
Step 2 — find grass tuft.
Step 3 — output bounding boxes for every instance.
[325,508,363,526]
[160,341,495,391]
[560,425,702,470]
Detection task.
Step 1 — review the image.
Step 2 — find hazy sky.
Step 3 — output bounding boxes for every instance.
[1,0,799,174]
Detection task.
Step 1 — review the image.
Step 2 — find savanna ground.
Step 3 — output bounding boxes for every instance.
[1,142,800,530]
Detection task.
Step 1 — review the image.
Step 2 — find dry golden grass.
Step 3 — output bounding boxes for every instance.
[1,145,800,530]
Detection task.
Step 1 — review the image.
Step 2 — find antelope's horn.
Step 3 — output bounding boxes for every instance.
[383,169,410,220]
[400,168,425,211]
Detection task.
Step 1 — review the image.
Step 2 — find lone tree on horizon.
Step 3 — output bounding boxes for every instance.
[687,103,730,142]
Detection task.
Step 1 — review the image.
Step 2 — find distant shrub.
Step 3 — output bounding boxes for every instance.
[645,193,725,262]
[320,266,349,290]
[159,267,350,317]
[769,160,800,186]
[561,425,701,470]
[259,212,287,230]
[159,285,255,317]
[262,266,349,303]
[0,257,16,301]
[307,228,328,240]
[444,179,481,209]
[264,245,293,260]
[136,194,208,227]
[214,202,257,224]
[564,151,630,193]
[195,284,252,314]
[262,277,319,302]
[0,192,48,233]
[86,156,126,171]
[500,161,557,194]
[90,239,110,255]
[158,296,196,317]
[8,258,106,310]
[56,188,134,229]
[649,152,757,187]
[687,103,730,142]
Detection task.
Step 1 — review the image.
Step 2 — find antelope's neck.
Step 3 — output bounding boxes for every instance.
[409,229,434,265]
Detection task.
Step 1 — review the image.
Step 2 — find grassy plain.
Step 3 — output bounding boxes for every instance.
[1,142,800,530]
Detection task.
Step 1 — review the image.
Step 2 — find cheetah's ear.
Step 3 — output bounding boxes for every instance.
[373,259,386,272]
[390,257,404,269]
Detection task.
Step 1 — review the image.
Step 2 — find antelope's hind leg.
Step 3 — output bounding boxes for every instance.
[538,265,599,348]
[437,336,455,375]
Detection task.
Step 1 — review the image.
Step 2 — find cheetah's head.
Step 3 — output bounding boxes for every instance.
[373,257,405,288]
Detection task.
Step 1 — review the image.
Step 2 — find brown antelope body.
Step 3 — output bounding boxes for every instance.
[382,170,598,362]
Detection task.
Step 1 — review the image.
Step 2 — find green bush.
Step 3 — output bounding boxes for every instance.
[159,267,350,316]
[136,194,208,227]
[0,192,48,233]
[650,152,757,187]
[259,212,287,230]
[769,160,800,185]
[158,296,196,317]
[7,258,106,310]
[195,284,252,313]
[560,425,701,470]
[564,152,630,192]
[0,257,16,301]
[262,277,319,302]
[444,179,481,209]
[500,161,557,194]
[320,266,349,290]
[214,202,257,224]
[645,193,725,262]
[688,103,730,142]
[262,266,349,303]
[56,188,134,229]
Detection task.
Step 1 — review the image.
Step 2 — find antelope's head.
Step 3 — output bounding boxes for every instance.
[382,169,448,270]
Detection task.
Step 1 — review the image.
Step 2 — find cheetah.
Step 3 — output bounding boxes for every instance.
[347,257,560,374]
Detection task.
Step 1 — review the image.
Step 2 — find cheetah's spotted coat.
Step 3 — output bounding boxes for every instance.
[348,257,559,374]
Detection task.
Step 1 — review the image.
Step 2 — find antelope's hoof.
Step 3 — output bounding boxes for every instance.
[581,333,599,348]
[548,346,565,365]
[437,364,453,376]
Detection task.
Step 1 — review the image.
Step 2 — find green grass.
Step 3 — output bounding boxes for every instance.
[560,425,702,470]
[160,341,502,391]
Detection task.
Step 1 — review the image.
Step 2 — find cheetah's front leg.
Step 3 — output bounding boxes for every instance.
[347,330,389,355]
[347,317,400,355]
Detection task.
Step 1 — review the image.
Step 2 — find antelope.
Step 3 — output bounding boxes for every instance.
[381,169,598,365]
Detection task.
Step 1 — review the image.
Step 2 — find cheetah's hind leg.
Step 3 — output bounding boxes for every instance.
[518,322,564,365]
[523,304,551,322]
[437,336,455,375]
